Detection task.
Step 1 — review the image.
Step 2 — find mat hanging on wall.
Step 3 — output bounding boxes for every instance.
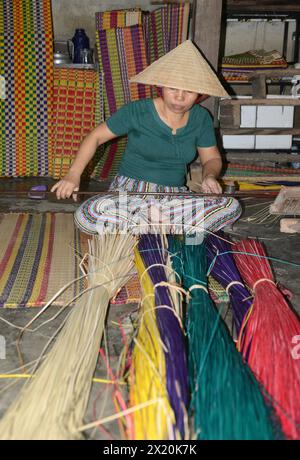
[0,0,53,177]
[0,213,89,308]
[51,68,104,179]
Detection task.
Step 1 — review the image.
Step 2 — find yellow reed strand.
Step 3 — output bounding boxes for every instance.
[128,249,175,440]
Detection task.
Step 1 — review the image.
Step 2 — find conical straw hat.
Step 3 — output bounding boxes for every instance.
[130,40,228,97]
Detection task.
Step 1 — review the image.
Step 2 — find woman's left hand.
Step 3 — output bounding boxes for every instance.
[201,175,222,195]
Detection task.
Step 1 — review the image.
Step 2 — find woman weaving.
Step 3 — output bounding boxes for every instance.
[52,40,241,235]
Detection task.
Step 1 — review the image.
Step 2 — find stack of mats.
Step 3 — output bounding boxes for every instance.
[51,68,104,179]
[0,0,54,177]
[221,50,287,83]
[92,4,190,180]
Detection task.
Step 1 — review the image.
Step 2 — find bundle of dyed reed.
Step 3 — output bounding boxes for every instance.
[233,239,300,440]
[128,234,188,439]
[129,249,176,439]
[168,236,279,440]
[0,234,136,440]
[137,235,188,437]
[206,232,252,336]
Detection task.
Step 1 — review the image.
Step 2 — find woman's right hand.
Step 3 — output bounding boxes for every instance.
[50,171,81,201]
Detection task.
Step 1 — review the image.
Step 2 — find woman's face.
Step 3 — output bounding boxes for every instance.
[161,87,199,114]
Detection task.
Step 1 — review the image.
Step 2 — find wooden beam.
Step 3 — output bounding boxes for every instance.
[226,1,300,13]
[221,128,300,135]
[193,0,224,118]
[248,69,300,78]
[220,98,300,106]
[219,104,241,127]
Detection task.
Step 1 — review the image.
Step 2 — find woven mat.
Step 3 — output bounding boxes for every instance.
[0,0,54,177]
[51,68,104,179]
[0,213,89,308]
[110,274,229,306]
[143,3,190,66]
[143,3,190,97]
[111,273,141,305]
[95,9,142,30]
[222,50,287,67]
[208,276,229,305]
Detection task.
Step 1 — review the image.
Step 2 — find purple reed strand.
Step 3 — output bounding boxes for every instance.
[138,235,188,437]
[206,232,252,335]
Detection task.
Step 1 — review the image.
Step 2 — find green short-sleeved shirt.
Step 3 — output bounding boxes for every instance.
[106,99,216,186]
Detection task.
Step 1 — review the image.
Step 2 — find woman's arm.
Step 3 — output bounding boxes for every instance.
[51,123,117,200]
[197,146,223,194]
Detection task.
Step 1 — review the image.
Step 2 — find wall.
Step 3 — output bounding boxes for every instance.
[224,19,297,62]
[51,0,157,48]
[52,1,297,62]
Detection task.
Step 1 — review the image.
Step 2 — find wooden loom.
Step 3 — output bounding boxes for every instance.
[270,186,300,233]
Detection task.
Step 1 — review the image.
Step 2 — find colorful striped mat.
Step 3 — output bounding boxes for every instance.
[97,25,150,115]
[0,0,54,177]
[0,213,89,308]
[111,273,141,305]
[110,272,228,306]
[51,68,104,179]
[208,276,229,305]
[143,3,190,71]
[92,25,150,180]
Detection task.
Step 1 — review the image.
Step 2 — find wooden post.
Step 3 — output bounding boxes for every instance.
[193,0,224,119]
[250,74,267,99]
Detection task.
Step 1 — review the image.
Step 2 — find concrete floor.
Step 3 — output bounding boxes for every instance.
[0,177,299,440]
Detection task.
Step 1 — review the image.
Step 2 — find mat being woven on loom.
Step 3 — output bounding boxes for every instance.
[93,25,150,180]
[0,213,89,308]
[51,68,104,179]
[0,0,53,177]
